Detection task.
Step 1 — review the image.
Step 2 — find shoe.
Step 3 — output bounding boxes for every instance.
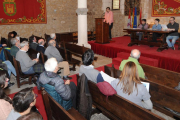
[171,47,175,50]
[63,76,72,80]
[57,70,61,74]
[174,82,180,91]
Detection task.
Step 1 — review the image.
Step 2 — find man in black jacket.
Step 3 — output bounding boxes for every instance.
[166,17,179,50]
[29,35,38,50]
[36,39,45,54]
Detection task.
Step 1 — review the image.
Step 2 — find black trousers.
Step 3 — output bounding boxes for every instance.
[69,82,77,109]
[152,33,162,42]
[109,23,113,39]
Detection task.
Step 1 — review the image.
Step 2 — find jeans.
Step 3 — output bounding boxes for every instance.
[23,67,35,74]
[4,61,16,76]
[109,23,113,39]
[166,36,179,47]
[136,32,143,41]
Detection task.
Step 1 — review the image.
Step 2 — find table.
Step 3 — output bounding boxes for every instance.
[124,28,171,52]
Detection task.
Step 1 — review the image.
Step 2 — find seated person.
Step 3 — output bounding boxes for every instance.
[39,58,76,109]
[29,35,38,50]
[17,112,42,120]
[151,19,162,42]
[45,40,71,80]
[7,88,37,120]
[166,17,179,50]
[36,39,46,54]
[111,61,153,110]
[79,49,99,83]
[119,49,145,79]
[0,71,13,120]
[47,33,60,48]
[131,19,149,41]
[16,41,39,74]
[10,37,20,57]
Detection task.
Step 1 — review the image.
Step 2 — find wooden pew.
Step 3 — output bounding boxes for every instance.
[140,64,180,89]
[104,65,180,119]
[58,46,81,71]
[41,88,86,120]
[88,80,164,120]
[63,42,98,61]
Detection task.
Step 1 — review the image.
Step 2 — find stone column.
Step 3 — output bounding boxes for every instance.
[76,0,91,48]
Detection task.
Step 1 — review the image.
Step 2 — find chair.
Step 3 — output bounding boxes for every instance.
[72,32,78,43]
[4,49,14,65]
[13,57,36,88]
[41,88,86,120]
[40,52,47,64]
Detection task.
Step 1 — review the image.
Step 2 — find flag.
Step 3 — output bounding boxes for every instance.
[133,7,137,28]
[127,8,131,28]
[139,7,142,24]
[131,8,135,28]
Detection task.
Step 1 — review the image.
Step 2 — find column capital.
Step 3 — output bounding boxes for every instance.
[76,8,88,15]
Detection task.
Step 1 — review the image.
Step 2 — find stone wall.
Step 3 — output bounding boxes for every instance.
[0,0,103,39]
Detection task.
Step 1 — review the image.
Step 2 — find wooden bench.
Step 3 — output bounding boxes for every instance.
[104,65,180,119]
[140,64,180,89]
[63,42,98,61]
[58,46,81,71]
[41,88,86,120]
[88,80,164,120]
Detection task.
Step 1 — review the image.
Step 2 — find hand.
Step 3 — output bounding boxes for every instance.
[2,44,7,47]
[59,44,61,48]
[33,58,39,63]
[65,80,70,85]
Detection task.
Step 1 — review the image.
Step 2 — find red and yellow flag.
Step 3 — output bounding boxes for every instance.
[131,8,135,28]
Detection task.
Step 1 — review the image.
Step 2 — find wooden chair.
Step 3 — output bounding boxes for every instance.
[88,80,164,120]
[4,49,14,65]
[40,52,48,64]
[104,65,180,119]
[41,88,86,120]
[13,57,36,88]
[87,31,93,41]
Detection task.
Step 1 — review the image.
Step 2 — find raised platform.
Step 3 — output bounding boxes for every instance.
[89,36,180,72]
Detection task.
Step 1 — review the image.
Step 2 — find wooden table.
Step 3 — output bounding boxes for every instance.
[124,28,171,52]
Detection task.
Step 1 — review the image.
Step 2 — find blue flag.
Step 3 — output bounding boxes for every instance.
[133,7,137,28]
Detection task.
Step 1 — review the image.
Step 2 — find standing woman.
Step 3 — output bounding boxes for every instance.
[111,61,153,110]
[104,7,114,40]
[0,71,13,120]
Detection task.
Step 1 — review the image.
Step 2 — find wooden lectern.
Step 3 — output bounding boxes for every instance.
[95,18,109,44]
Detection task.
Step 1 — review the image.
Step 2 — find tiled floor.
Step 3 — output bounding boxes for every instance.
[4,54,175,120]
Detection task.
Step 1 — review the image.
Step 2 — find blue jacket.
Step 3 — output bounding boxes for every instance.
[0,47,11,61]
[39,71,72,110]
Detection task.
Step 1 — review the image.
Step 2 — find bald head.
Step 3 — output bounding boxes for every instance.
[130,49,141,59]
[48,39,56,47]
[38,39,45,45]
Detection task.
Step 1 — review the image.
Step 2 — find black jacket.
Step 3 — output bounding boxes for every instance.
[36,45,45,54]
[77,74,92,120]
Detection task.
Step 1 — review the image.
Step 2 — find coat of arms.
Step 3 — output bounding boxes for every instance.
[3,0,17,16]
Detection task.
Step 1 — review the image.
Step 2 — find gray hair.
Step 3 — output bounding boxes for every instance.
[11,38,17,45]
[50,33,56,38]
[45,58,58,72]
[48,40,55,46]
[20,41,29,48]
[130,49,141,59]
